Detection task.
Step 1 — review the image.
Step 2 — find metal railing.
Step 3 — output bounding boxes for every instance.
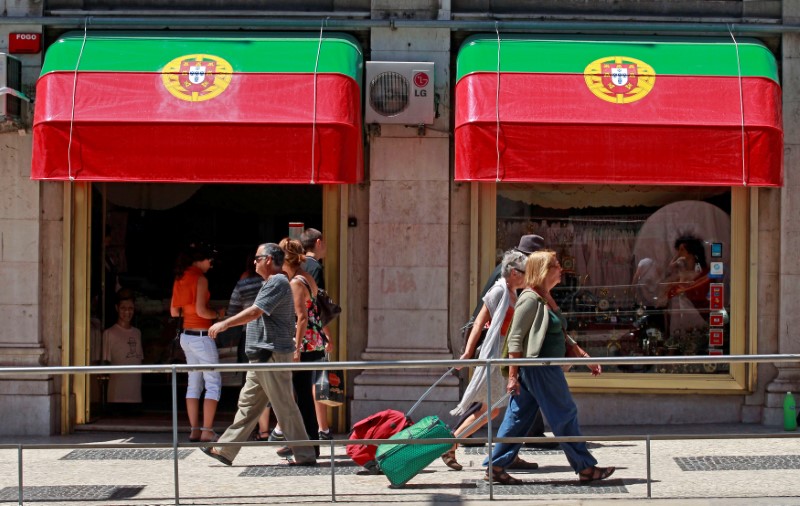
[1,353,799,505]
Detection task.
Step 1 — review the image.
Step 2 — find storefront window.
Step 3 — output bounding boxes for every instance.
[497,184,732,375]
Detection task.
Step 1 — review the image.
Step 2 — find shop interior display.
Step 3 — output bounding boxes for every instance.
[497,189,732,374]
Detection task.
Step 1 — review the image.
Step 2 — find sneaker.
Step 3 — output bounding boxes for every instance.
[276,446,293,457]
[318,430,333,441]
[268,430,286,442]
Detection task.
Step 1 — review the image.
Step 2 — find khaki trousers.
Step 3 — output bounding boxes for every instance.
[213,351,316,464]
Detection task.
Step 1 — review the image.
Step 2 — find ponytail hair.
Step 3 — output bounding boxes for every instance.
[279,237,306,269]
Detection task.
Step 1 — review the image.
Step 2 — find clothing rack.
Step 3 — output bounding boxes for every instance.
[500,215,648,224]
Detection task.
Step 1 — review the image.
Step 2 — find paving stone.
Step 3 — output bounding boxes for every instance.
[463,478,628,495]
[674,455,800,471]
[0,485,144,502]
[463,444,598,456]
[240,461,361,477]
[61,448,193,460]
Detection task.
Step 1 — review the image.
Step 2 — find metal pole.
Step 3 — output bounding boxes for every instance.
[17,444,23,506]
[486,361,493,500]
[171,367,180,505]
[646,435,652,499]
[330,437,336,502]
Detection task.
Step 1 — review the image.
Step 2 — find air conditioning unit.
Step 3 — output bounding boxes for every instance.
[0,53,28,122]
[365,61,434,125]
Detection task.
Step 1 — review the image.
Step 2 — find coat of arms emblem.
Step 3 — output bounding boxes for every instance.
[162,54,233,102]
[584,56,655,104]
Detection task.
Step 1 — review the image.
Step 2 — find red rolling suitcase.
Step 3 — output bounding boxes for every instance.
[346,409,411,472]
[346,368,454,473]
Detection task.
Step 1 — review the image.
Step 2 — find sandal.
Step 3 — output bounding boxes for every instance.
[579,465,615,483]
[508,456,539,470]
[199,427,218,443]
[484,467,523,485]
[441,449,463,471]
[253,431,271,441]
[188,427,202,443]
[200,446,232,466]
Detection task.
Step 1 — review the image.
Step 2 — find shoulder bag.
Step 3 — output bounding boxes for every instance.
[316,288,342,326]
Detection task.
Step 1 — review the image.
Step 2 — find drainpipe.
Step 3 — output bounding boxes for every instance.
[0,16,798,35]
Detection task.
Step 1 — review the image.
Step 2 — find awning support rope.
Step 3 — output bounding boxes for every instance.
[311,18,328,184]
[728,24,748,186]
[67,18,89,181]
[494,22,501,183]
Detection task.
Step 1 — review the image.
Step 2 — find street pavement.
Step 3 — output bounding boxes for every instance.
[1,422,799,505]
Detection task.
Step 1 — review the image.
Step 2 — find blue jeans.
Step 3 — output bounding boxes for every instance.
[484,365,597,474]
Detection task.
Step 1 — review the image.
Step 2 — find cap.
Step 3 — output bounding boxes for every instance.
[515,235,545,255]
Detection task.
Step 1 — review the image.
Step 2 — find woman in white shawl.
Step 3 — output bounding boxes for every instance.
[441,250,538,471]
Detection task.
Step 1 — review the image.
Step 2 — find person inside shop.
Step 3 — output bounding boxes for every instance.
[201,242,316,467]
[658,235,711,336]
[101,288,144,414]
[170,242,225,443]
[662,235,710,307]
[484,250,614,485]
[445,250,538,472]
[268,238,330,459]
[459,234,558,450]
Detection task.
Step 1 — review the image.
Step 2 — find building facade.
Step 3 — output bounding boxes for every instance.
[0,0,798,435]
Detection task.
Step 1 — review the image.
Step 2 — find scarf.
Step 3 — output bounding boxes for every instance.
[451,278,512,416]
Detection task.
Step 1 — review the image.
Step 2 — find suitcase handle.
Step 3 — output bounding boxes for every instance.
[405,367,456,418]
[458,391,512,436]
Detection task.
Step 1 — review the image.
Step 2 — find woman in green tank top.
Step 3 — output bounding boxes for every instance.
[484,250,615,485]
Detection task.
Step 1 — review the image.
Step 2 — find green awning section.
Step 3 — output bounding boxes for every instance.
[40,31,363,83]
[456,35,778,83]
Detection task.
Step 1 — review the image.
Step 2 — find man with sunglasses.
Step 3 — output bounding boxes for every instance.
[200,242,316,467]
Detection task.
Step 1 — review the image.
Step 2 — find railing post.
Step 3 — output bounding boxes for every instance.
[17,444,23,506]
[646,435,652,499]
[486,359,494,500]
[330,437,336,502]
[172,366,180,505]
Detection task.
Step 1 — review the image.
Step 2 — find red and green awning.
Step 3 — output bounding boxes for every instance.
[32,32,363,183]
[455,35,782,186]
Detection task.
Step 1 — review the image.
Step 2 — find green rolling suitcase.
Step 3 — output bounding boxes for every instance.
[374,415,454,487]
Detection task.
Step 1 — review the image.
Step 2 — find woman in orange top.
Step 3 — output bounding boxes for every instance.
[170,243,225,443]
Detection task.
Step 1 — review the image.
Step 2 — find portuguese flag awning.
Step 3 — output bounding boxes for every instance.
[455,35,782,186]
[32,32,363,183]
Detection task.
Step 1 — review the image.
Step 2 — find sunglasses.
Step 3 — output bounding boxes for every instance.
[255,254,269,262]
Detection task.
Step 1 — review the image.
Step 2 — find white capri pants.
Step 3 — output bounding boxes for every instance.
[180,332,222,401]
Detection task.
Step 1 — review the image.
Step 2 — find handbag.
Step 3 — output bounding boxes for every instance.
[316,288,342,327]
[314,355,344,406]
[168,309,186,364]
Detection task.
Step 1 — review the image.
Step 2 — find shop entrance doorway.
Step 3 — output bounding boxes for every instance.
[87,183,323,426]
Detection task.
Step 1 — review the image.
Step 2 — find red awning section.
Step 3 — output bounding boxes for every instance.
[32,32,364,183]
[455,36,783,186]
